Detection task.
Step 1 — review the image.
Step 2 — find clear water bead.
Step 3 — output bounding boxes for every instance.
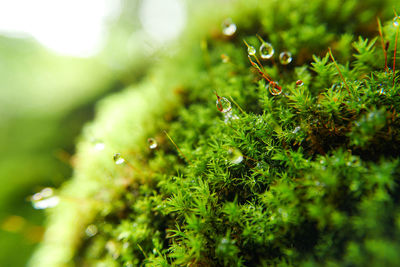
[393,16,400,27]
[266,82,282,96]
[222,18,237,36]
[227,147,243,164]
[279,51,292,65]
[31,187,60,210]
[216,96,232,113]
[85,224,98,237]
[247,45,256,56]
[113,153,125,165]
[296,80,304,86]
[259,42,274,59]
[147,138,158,149]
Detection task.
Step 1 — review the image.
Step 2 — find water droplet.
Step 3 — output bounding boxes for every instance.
[31,188,59,210]
[279,51,292,65]
[292,126,301,134]
[224,111,239,124]
[296,80,304,86]
[40,187,54,198]
[222,18,237,36]
[377,84,386,95]
[216,96,232,113]
[259,42,274,59]
[94,142,105,151]
[147,138,158,149]
[227,147,243,164]
[247,45,256,56]
[85,224,98,237]
[221,54,230,63]
[256,162,266,170]
[113,153,125,165]
[266,82,282,95]
[393,16,400,27]
[106,240,120,260]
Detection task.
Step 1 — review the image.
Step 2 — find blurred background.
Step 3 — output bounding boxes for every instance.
[0,0,188,265]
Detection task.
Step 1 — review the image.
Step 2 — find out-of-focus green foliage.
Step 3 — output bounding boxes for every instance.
[31,0,400,266]
[0,1,149,264]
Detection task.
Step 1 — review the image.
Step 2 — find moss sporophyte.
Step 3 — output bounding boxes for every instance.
[31,2,400,267]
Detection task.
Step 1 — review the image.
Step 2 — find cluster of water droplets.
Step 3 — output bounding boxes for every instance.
[30,187,59,210]
[246,36,292,66]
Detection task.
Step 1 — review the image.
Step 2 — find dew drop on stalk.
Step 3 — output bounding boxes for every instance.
[113,153,125,165]
[31,187,60,210]
[227,147,243,164]
[247,45,256,56]
[279,51,292,65]
[266,82,282,96]
[216,96,232,113]
[147,138,158,149]
[222,18,237,36]
[393,16,400,27]
[259,42,274,59]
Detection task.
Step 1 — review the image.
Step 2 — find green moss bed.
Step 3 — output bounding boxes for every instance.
[30,0,400,266]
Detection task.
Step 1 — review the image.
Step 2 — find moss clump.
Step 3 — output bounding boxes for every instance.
[31,0,400,266]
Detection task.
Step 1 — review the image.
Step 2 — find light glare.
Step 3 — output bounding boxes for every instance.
[0,0,121,57]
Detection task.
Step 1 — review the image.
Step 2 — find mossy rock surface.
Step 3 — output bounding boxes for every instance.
[31,0,400,266]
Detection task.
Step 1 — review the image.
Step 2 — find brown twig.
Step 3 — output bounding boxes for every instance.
[393,26,399,86]
[377,17,389,72]
[328,48,351,96]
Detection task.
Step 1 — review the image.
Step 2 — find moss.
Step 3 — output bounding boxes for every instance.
[31,0,400,266]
